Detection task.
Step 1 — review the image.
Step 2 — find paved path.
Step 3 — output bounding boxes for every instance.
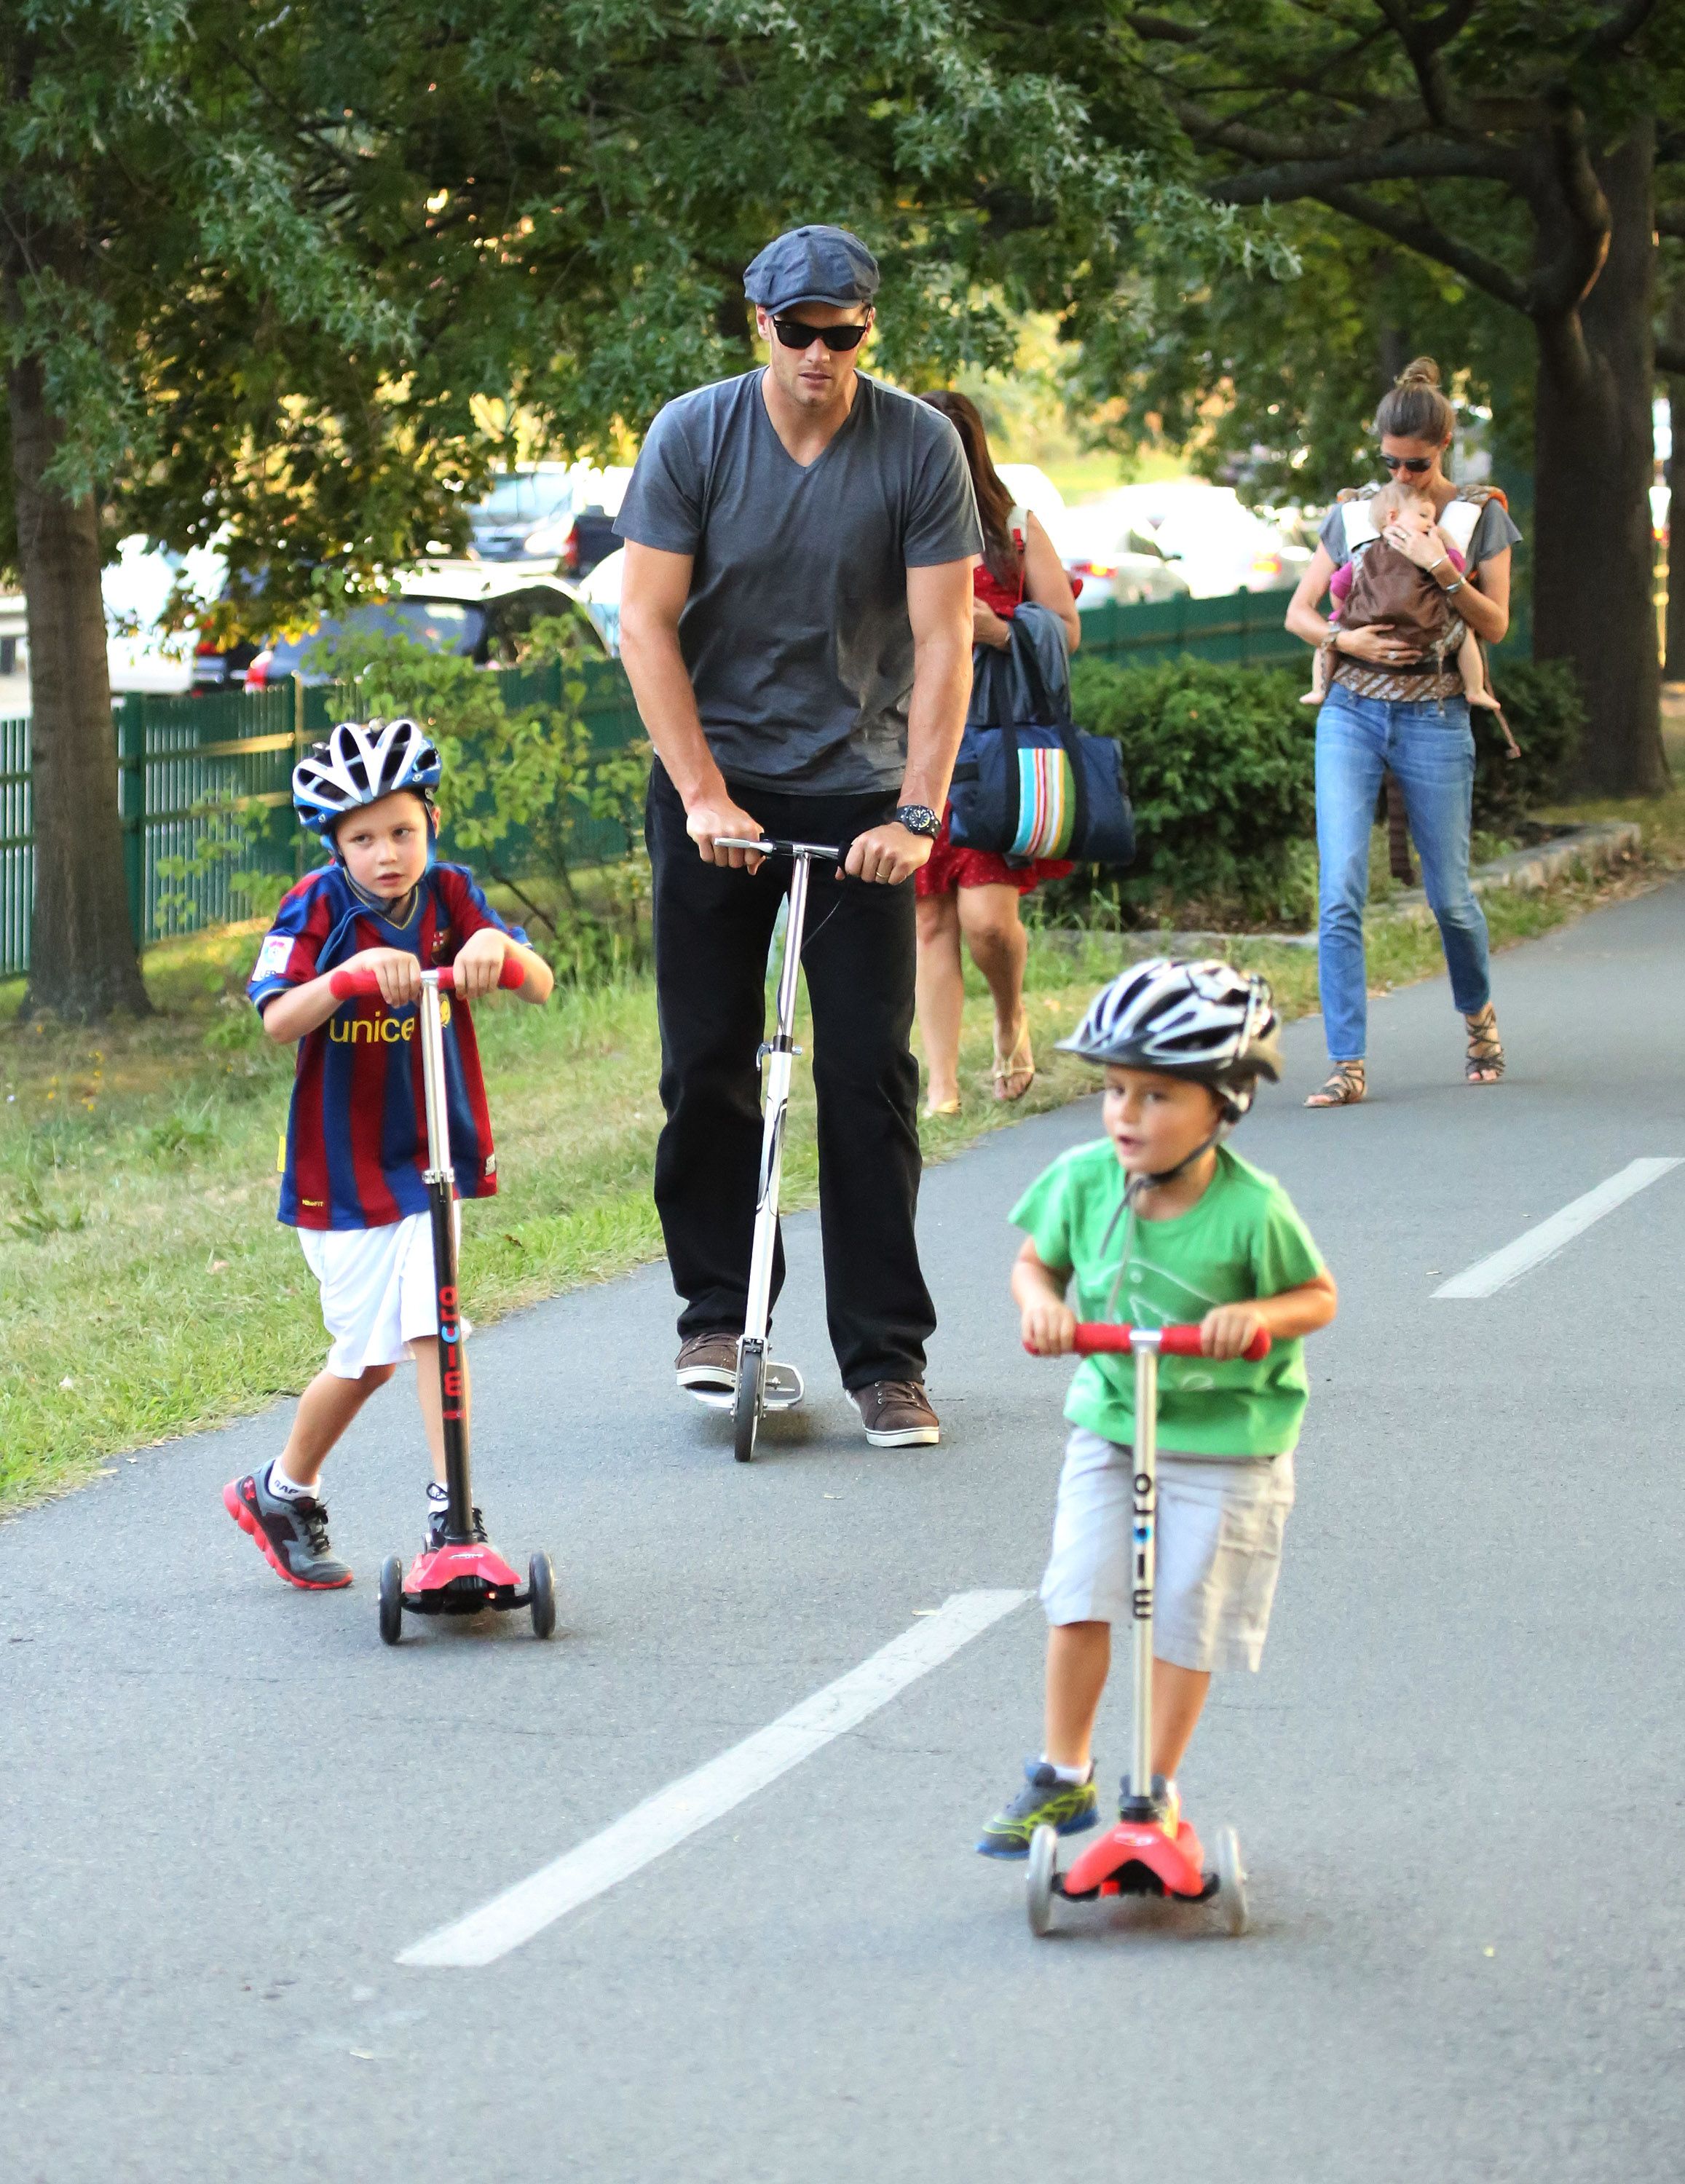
[5,882,1684,2183]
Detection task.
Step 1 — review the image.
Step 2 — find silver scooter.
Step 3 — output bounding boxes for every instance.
[711,836,840,1463]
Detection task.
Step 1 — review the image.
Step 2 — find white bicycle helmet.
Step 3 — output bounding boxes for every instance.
[292,716,443,839]
[1057,957,1282,1120]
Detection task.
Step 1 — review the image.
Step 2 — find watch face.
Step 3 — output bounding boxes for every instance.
[896,804,940,837]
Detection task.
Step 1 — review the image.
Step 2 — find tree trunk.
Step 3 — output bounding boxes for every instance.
[1531,127,1668,796]
[8,351,150,1018]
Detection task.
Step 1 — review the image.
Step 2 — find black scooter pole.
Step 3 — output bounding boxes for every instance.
[417,975,474,1544]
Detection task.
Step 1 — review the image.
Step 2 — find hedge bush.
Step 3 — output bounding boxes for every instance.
[1477,657,1585,833]
[1049,656,1316,924]
[1042,650,1585,927]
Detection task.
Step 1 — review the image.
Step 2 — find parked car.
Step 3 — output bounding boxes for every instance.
[243,563,605,688]
[1063,482,1306,600]
[573,547,626,655]
[470,462,633,564]
[523,467,632,576]
[1044,498,1192,609]
[98,537,233,694]
[994,462,1068,533]
[467,466,583,561]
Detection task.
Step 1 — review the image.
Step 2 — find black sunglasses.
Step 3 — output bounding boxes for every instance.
[770,313,871,352]
[1378,451,1435,473]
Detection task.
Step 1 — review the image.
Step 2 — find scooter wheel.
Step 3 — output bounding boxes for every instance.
[528,1552,556,1641]
[733,1348,765,1464]
[378,1554,404,1647]
[1215,1825,1248,1936]
[1026,1824,1059,1938]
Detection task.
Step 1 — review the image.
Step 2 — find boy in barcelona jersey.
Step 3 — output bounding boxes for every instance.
[222,717,553,1590]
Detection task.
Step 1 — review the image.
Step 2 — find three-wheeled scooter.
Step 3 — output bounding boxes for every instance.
[1025,1318,1268,1937]
[327,957,556,1644]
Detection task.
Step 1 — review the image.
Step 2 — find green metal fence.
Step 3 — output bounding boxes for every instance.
[1,713,28,978]
[1076,585,1304,669]
[0,586,1318,979]
[0,651,650,978]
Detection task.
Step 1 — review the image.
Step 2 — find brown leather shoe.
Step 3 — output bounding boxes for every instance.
[676,1332,738,1396]
[851,1380,941,1447]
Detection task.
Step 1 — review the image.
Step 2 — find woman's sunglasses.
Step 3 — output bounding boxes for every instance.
[1378,451,1435,473]
[770,314,871,352]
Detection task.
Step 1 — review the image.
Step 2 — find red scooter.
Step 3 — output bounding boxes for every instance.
[1025,1319,1268,1937]
[328,958,556,1645]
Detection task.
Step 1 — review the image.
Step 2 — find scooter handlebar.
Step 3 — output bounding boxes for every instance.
[715,835,842,862]
[1058,1320,1271,1363]
[328,958,527,999]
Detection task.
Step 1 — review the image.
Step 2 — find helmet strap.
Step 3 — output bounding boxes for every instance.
[1099,1119,1232,1326]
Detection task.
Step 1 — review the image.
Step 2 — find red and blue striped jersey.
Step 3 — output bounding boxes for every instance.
[248,862,528,1230]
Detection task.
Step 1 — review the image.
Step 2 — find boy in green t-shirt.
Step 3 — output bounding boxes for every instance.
[978,959,1337,1856]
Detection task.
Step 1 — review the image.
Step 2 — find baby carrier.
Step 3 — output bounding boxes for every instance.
[1335,488,1486,676]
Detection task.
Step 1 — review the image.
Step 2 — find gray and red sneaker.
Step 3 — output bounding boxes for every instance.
[223,1463,352,1589]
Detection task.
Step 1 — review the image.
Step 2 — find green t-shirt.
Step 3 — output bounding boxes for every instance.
[1010,1140,1325,1458]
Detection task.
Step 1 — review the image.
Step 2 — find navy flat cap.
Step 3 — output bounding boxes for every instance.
[743,226,880,313]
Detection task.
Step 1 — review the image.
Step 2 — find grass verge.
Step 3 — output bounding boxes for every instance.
[3,761,1681,1514]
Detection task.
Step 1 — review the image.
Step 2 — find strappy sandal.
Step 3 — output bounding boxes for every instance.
[1464,1003,1505,1084]
[993,1013,1035,1103]
[1305,1061,1366,1108]
[923,1096,962,1120]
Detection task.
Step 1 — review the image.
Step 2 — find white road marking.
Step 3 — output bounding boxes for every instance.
[1433,1158,1683,1299]
[398,1588,1029,1969]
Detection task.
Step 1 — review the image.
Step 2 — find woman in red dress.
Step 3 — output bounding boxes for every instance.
[915,392,1082,1115]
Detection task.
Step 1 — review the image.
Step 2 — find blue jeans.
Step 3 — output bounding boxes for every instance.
[1315,686,1491,1062]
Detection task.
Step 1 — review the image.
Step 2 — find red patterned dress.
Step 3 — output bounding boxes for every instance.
[916,532,1076,898]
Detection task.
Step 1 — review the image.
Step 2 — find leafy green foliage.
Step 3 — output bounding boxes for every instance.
[1075,201,1538,507]
[1046,654,1585,927]
[1051,657,1317,924]
[313,622,654,984]
[1,1,1298,628]
[1480,660,1588,834]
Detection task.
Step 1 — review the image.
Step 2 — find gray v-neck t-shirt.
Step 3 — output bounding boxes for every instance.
[615,370,982,794]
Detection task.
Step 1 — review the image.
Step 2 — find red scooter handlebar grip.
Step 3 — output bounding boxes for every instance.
[1060,1321,1271,1362]
[328,957,527,999]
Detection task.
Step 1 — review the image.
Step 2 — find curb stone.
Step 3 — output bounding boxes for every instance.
[1031,821,1642,960]
[1387,819,1642,923]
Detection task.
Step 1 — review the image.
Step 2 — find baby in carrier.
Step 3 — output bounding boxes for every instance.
[1303,480,1501,713]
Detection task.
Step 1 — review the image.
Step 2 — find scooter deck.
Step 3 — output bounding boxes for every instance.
[1059,1818,1215,1903]
[687,1361,805,1412]
[401,1540,529,1615]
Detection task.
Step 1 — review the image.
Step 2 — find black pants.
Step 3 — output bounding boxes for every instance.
[645,761,935,1389]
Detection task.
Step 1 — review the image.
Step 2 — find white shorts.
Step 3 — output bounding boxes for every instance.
[1039,1428,1295,1674]
[298,1208,463,1380]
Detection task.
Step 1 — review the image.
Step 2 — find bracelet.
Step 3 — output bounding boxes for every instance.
[1429,555,1450,575]
[1443,577,1464,596]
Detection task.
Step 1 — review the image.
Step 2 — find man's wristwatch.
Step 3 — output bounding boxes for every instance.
[893,804,941,839]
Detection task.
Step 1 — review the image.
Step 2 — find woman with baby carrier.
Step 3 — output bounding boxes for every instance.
[1285,357,1520,1107]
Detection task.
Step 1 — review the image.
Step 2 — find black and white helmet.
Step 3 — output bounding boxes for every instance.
[1057,957,1282,1117]
[292,716,443,838]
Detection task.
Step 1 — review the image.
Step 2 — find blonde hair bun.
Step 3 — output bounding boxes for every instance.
[1396,356,1443,388]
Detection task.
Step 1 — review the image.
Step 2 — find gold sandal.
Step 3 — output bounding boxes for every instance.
[993,1014,1035,1102]
[1464,1003,1505,1084]
[1305,1061,1366,1108]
